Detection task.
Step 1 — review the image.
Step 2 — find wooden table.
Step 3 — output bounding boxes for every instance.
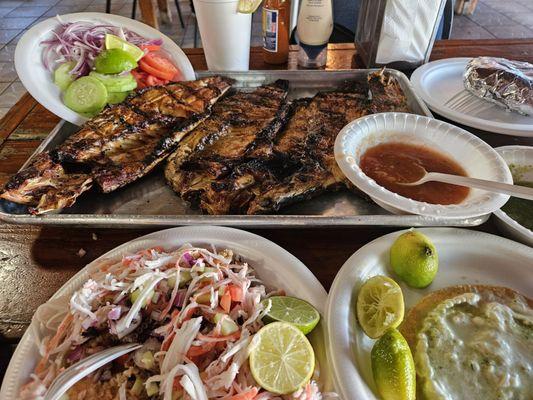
[0,41,532,372]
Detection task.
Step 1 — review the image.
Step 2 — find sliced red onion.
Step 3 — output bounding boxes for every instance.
[174,289,187,307]
[66,346,84,363]
[183,252,194,266]
[40,17,163,76]
[107,306,122,320]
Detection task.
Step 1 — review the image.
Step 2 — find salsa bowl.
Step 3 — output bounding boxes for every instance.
[334,112,512,219]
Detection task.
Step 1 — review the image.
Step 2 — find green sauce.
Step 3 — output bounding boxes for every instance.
[501,181,533,231]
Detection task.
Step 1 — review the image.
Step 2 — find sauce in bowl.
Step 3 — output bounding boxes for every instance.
[360,142,470,205]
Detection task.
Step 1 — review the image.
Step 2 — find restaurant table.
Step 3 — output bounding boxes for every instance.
[0,40,532,377]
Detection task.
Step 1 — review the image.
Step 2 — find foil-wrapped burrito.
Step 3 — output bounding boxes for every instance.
[464,56,533,116]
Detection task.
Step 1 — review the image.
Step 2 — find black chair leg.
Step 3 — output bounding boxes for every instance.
[174,0,185,28]
[106,0,111,13]
[132,0,137,19]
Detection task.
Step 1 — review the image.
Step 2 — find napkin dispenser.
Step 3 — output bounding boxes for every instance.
[355,0,447,69]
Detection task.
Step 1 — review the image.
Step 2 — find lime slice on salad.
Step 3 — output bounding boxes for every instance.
[105,33,145,61]
[261,296,320,335]
[94,49,138,74]
[237,0,262,13]
[249,322,315,395]
[356,275,404,339]
[64,76,107,114]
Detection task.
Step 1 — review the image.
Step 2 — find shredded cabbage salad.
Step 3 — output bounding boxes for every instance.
[19,244,333,400]
[41,16,163,76]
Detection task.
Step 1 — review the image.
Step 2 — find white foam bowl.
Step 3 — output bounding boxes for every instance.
[493,146,533,247]
[334,112,512,219]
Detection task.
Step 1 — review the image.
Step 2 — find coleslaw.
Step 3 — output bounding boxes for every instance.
[19,244,333,400]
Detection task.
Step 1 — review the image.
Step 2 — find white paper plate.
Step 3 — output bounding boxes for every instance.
[0,226,332,399]
[334,112,512,218]
[14,13,195,126]
[410,58,533,137]
[493,146,533,247]
[326,227,533,400]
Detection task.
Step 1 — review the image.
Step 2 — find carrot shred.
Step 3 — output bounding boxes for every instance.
[228,387,259,400]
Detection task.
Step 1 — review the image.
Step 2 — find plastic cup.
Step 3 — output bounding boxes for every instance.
[192,0,252,71]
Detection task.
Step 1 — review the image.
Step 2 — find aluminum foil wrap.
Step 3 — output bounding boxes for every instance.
[464,56,533,116]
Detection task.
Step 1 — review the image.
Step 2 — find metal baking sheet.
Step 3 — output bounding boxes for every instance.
[0,69,489,228]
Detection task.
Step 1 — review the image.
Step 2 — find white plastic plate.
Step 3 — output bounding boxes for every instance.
[410,58,533,137]
[14,13,195,126]
[334,112,512,219]
[0,226,332,399]
[326,227,533,400]
[493,145,533,247]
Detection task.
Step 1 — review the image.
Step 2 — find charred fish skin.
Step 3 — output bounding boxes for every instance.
[165,80,290,213]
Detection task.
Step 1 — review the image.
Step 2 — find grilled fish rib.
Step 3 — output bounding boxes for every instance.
[1,76,233,213]
[165,80,290,214]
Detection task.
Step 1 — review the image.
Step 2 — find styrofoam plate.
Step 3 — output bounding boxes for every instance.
[493,145,533,247]
[410,58,533,137]
[0,226,333,399]
[14,13,195,126]
[326,227,533,400]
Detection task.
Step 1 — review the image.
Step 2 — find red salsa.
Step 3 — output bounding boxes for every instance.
[359,142,470,205]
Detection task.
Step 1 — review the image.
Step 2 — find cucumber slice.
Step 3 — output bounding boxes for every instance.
[64,76,108,114]
[54,62,76,91]
[89,71,137,92]
[107,91,130,104]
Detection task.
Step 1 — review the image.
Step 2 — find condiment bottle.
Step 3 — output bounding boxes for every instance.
[296,0,333,68]
[262,0,291,64]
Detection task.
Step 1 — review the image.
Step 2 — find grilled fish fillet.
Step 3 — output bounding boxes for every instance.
[0,76,233,213]
[0,152,93,214]
[165,80,290,214]
[166,71,410,215]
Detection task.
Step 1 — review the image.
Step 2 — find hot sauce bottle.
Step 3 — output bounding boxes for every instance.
[262,0,291,64]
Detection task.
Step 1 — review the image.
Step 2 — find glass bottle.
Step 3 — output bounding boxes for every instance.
[262,0,291,64]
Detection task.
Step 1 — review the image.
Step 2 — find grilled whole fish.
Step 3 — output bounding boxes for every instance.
[165,80,290,213]
[166,71,410,215]
[0,76,233,213]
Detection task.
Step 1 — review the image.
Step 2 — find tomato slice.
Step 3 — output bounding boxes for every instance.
[139,44,161,52]
[139,59,175,80]
[146,74,169,87]
[144,52,178,74]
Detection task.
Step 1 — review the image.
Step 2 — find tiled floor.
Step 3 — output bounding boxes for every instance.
[0,0,531,118]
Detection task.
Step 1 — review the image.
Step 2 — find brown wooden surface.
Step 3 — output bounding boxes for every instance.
[0,41,532,345]
[139,0,159,29]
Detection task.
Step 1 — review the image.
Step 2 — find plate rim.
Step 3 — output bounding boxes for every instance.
[14,12,195,126]
[0,225,330,400]
[325,227,533,400]
[410,57,533,137]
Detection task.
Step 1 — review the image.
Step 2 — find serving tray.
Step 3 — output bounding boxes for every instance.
[0,69,489,228]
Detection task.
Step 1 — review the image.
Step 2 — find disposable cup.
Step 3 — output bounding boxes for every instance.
[192,0,252,71]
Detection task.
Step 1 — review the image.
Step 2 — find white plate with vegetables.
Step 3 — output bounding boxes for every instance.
[326,227,533,400]
[15,13,195,126]
[0,226,335,400]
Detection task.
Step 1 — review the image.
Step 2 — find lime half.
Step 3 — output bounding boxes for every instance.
[356,275,404,339]
[105,34,145,61]
[249,322,315,395]
[237,0,262,13]
[94,49,138,74]
[261,296,320,335]
[371,329,416,400]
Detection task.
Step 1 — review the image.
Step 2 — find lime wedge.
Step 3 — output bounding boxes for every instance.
[371,329,416,400]
[261,296,320,335]
[356,275,404,339]
[105,33,145,61]
[249,322,315,395]
[237,0,262,13]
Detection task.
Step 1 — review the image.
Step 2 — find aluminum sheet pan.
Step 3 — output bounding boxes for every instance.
[0,69,489,228]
